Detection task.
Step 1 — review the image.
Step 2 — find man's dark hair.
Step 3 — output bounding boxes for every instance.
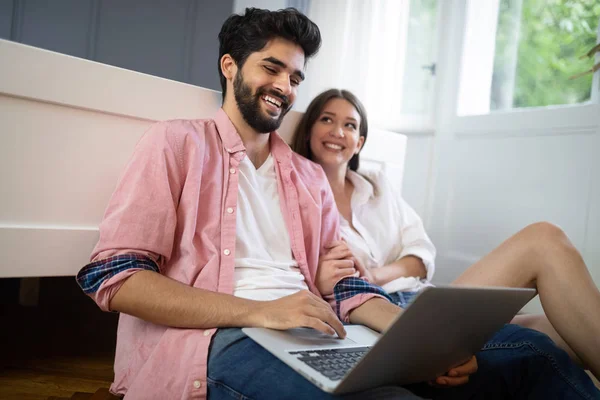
[217,8,321,101]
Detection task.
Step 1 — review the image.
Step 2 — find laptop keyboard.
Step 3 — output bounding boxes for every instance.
[289,347,370,381]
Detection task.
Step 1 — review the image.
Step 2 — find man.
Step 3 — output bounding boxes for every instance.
[77,7,599,400]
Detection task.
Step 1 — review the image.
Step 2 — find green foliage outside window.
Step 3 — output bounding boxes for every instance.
[492,0,600,110]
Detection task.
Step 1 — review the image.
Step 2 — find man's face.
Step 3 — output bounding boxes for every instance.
[233,38,306,133]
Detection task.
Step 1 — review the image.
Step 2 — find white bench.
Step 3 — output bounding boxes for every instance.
[0,39,406,279]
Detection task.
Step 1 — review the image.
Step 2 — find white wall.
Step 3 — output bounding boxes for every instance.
[233,0,286,14]
[0,39,218,277]
[408,0,600,315]
[427,111,600,315]
[401,136,434,217]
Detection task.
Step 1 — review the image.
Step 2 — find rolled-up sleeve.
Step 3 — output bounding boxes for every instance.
[76,121,184,310]
[334,277,393,323]
[77,253,159,311]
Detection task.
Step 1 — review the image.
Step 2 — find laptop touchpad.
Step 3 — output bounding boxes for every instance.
[285,328,357,346]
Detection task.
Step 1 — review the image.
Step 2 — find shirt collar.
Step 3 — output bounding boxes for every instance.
[346,169,375,207]
[269,130,293,166]
[214,108,293,165]
[214,108,246,154]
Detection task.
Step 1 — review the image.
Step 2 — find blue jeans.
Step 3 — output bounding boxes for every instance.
[207,324,599,399]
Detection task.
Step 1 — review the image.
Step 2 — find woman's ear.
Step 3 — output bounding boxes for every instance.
[220,54,237,80]
[355,136,365,154]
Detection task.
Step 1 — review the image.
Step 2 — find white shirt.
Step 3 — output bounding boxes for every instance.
[341,169,436,294]
[233,153,309,301]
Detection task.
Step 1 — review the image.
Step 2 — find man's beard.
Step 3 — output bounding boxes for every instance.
[233,70,291,134]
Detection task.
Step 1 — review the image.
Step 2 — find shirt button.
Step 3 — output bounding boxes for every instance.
[193,380,202,389]
[229,168,236,174]
[226,207,234,214]
[203,330,211,337]
[223,249,231,256]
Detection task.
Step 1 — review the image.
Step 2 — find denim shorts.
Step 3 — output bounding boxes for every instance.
[388,290,420,309]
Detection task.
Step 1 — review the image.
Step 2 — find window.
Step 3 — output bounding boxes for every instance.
[400,0,439,116]
[297,0,440,133]
[458,0,600,116]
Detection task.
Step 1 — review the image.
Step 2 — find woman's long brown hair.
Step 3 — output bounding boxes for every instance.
[291,89,368,171]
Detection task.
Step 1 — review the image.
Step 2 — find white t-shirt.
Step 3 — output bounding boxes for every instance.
[341,169,436,294]
[233,153,309,301]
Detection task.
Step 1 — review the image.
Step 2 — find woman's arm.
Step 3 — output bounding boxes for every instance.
[370,255,427,287]
[355,172,436,286]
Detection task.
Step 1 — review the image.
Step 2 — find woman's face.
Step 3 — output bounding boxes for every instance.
[309,98,364,170]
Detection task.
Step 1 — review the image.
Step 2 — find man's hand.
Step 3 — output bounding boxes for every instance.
[253,290,347,338]
[429,356,478,387]
[315,241,357,295]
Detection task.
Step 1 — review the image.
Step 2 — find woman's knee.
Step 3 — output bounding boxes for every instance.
[518,222,580,260]
[520,221,564,242]
[511,313,544,330]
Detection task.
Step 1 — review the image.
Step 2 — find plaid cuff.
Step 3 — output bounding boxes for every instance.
[76,254,159,294]
[333,277,394,319]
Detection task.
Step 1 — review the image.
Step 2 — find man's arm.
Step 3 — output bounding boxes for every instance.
[110,270,259,328]
[110,270,346,337]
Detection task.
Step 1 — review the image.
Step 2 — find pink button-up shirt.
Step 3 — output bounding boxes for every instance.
[86,109,380,399]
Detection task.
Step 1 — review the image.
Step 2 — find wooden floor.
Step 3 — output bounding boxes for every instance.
[0,277,120,400]
[1,277,598,399]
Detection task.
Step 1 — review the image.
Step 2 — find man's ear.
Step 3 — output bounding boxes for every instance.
[220,54,237,81]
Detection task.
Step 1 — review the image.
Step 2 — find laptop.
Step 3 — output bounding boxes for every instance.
[242,285,536,394]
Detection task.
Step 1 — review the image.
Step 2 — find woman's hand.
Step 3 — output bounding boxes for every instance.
[352,255,377,285]
[316,241,357,295]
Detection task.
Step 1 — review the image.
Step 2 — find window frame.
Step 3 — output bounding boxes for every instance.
[456,0,600,118]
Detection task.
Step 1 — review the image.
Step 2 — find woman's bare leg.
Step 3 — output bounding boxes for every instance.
[452,222,600,379]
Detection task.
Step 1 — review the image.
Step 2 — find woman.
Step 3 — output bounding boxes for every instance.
[291,89,600,384]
